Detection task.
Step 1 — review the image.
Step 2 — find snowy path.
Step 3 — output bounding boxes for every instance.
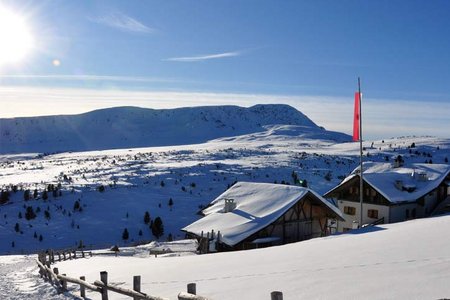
[0,255,70,300]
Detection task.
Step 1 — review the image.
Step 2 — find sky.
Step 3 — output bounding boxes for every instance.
[0,0,449,139]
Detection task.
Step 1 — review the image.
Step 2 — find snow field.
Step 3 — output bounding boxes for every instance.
[54,214,450,299]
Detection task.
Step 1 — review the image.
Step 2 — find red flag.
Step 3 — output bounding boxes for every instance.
[353,92,360,141]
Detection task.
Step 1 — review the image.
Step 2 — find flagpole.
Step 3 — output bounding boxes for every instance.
[358,77,363,228]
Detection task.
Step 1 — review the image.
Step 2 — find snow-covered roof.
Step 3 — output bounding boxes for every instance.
[182,182,344,246]
[326,162,450,203]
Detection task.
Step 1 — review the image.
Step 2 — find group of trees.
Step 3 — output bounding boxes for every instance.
[122,212,164,242]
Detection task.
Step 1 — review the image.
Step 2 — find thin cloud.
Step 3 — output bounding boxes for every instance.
[0,74,177,84]
[90,12,155,34]
[165,51,241,62]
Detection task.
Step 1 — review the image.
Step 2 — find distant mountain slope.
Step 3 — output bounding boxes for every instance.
[0,104,350,153]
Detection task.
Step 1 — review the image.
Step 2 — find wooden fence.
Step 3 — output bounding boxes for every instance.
[36,251,284,300]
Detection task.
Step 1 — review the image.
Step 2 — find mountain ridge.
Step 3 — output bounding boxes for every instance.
[0,104,351,153]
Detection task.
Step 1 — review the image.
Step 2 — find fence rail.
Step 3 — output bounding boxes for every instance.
[36,249,284,299]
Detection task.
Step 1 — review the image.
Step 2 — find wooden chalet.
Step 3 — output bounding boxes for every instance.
[324,162,450,232]
[182,181,344,252]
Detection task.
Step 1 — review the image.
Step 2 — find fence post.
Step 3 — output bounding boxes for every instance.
[271,291,283,300]
[80,276,86,298]
[100,271,109,300]
[82,250,85,258]
[58,252,61,262]
[63,252,66,260]
[62,274,67,291]
[50,250,55,263]
[69,251,72,259]
[73,250,77,259]
[187,283,196,295]
[133,275,141,300]
[45,262,52,284]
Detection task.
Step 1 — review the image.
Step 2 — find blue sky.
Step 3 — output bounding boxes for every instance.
[0,0,449,139]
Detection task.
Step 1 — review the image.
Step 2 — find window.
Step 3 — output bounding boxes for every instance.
[344,206,356,215]
[367,209,378,219]
[405,209,410,219]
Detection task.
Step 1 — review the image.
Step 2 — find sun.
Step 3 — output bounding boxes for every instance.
[0,6,34,66]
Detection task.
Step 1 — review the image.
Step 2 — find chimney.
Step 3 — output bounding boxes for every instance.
[395,180,403,190]
[414,171,428,182]
[223,198,236,213]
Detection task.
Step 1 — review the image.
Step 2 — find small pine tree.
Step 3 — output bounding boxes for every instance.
[138,229,143,236]
[152,217,164,239]
[23,189,30,201]
[11,241,15,248]
[445,157,448,163]
[42,190,48,200]
[122,228,129,241]
[0,190,10,204]
[168,198,174,208]
[25,206,36,220]
[73,200,80,211]
[14,223,20,233]
[167,233,173,242]
[44,210,50,220]
[34,231,37,239]
[18,212,22,219]
[39,234,43,242]
[160,180,165,187]
[33,189,38,199]
[301,179,308,188]
[144,211,150,224]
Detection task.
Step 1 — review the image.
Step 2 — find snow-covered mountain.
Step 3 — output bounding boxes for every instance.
[0,104,350,154]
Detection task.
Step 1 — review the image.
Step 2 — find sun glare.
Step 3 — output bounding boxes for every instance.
[0,6,34,66]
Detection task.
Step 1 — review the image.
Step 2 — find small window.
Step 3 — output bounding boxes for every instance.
[367,209,378,219]
[344,206,356,215]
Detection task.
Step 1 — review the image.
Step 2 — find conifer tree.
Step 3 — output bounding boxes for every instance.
[144,211,150,224]
[25,206,36,220]
[152,217,164,239]
[122,228,129,241]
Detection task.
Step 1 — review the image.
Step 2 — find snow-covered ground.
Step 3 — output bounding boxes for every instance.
[3,214,449,299]
[0,105,448,299]
[0,132,449,254]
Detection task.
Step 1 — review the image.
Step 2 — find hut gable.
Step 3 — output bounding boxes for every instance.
[182,182,343,250]
[325,162,450,204]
